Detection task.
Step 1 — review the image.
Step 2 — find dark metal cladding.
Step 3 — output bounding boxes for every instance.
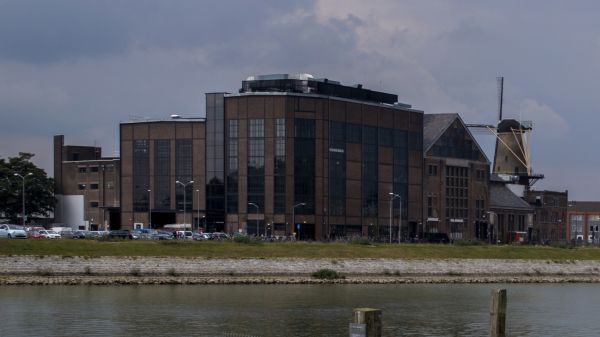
[240,76,398,104]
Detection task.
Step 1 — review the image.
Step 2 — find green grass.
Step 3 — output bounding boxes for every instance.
[1,239,600,260]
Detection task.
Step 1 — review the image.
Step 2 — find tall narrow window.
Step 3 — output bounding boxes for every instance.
[247,119,265,212]
[274,118,286,214]
[133,140,149,212]
[294,119,315,214]
[176,139,193,211]
[227,120,239,213]
[329,121,346,216]
[154,140,171,210]
[362,126,378,217]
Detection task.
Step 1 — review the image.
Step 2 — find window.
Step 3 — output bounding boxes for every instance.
[247,119,265,210]
[294,119,315,214]
[445,166,469,230]
[89,201,99,208]
[90,166,99,173]
[78,167,87,173]
[154,139,171,210]
[133,140,149,212]
[227,120,239,213]
[329,122,346,216]
[176,139,193,211]
[106,182,114,189]
[274,118,286,214]
[78,184,86,190]
[428,165,438,176]
[90,183,99,190]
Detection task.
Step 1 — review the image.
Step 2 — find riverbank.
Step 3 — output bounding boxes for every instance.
[1,256,600,285]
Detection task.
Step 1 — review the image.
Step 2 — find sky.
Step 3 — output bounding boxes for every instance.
[0,0,598,200]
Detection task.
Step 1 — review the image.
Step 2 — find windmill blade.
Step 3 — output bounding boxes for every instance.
[497,76,504,122]
[466,124,497,134]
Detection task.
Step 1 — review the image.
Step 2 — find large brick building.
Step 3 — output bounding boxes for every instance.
[222,75,424,240]
[422,114,490,241]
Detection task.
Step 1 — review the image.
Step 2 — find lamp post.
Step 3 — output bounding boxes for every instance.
[292,202,306,240]
[176,180,194,231]
[147,189,152,229]
[14,173,33,227]
[389,192,400,244]
[195,189,201,231]
[248,202,259,236]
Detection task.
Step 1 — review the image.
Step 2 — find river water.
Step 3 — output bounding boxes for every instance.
[1,283,599,337]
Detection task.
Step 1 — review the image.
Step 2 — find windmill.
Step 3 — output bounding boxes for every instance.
[467,77,544,192]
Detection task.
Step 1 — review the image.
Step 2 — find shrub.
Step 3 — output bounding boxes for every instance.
[83,266,92,275]
[311,268,344,280]
[130,267,142,277]
[233,235,262,245]
[166,268,178,276]
[351,237,371,245]
[453,240,486,246]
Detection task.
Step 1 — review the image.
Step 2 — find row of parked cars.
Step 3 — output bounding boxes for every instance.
[0,224,232,241]
[107,229,231,241]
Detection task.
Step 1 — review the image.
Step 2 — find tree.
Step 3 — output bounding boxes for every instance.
[0,153,55,224]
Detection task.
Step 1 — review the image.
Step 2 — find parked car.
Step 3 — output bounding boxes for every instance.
[193,232,210,240]
[209,232,229,240]
[108,230,133,239]
[153,230,174,240]
[0,224,27,239]
[132,228,156,240]
[72,230,89,239]
[27,228,45,238]
[38,230,62,239]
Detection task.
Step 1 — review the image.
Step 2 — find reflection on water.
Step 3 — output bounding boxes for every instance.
[1,284,599,337]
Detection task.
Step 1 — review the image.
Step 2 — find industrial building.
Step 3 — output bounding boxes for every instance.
[53,135,120,230]
[422,113,490,241]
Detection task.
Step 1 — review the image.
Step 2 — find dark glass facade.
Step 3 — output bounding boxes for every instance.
[206,93,225,230]
[294,118,315,214]
[154,139,170,210]
[227,120,238,213]
[329,121,346,216]
[247,119,265,210]
[175,139,193,211]
[362,126,378,217]
[274,118,286,214]
[133,140,149,212]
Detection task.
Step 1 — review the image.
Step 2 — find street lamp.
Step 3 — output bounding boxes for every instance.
[14,172,33,227]
[176,180,194,231]
[292,202,306,239]
[196,189,201,232]
[389,192,400,244]
[248,202,259,236]
[147,189,152,229]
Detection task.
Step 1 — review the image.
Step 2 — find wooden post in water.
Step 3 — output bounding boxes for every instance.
[490,289,507,337]
[352,308,382,337]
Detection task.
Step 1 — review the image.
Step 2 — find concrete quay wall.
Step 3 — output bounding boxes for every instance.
[1,256,599,284]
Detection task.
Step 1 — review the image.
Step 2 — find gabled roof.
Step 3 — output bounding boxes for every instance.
[423,113,457,151]
[489,181,534,212]
[423,113,490,164]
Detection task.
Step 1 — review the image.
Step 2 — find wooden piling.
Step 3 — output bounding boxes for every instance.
[353,308,382,337]
[490,289,507,337]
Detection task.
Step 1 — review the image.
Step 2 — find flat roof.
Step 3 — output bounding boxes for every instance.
[120,117,205,125]
[226,92,423,114]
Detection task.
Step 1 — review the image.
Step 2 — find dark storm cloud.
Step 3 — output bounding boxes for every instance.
[0,0,129,63]
[0,0,310,64]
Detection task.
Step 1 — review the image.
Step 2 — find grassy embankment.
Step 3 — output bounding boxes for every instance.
[1,239,600,260]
